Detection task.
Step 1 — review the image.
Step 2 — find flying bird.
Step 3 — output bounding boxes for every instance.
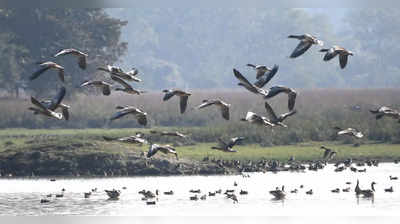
[162,89,191,114]
[147,144,178,160]
[111,75,145,95]
[264,102,297,127]
[370,106,400,121]
[80,80,112,96]
[334,127,364,138]
[253,64,279,88]
[211,137,245,152]
[28,87,66,120]
[320,146,337,160]
[110,106,147,126]
[30,61,65,82]
[240,111,274,127]
[98,65,141,82]
[247,64,279,80]
[54,48,88,69]
[149,130,188,138]
[320,46,353,69]
[195,99,230,120]
[103,133,148,145]
[288,33,323,58]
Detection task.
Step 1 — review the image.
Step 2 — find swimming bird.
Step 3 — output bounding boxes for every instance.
[288,33,323,58]
[211,137,245,152]
[200,195,207,200]
[370,106,400,122]
[241,111,274,127]
[54,48,88,69]
[331,188,340,193]
[163,190,174,195]
[190,195,198,201]
[84,192,91,198]
[103,134,148,145]
[195,99,230,120]
[149,130,188,138]
[147,144,178,160]
[239,190,248,195]
[355,180,376,198]
[270,186,285,200]
[290,189,298,194]
[320,46,353,69]
[264,101,297,127]
[28,87,66,120]
[111,75,145,95]
[110,106,147,126]
[80,80,112,96]
[385,186,394,193]
[98,65,141,82]
[233,69,297,110]
[390,175,398,180]
[342,187,350,192]
[30,61,65,82]
[320,146,337,160]
[105,189,121,199]
[306,189,313,195]
[226,193,238,203]
[162,89,191,114]
[333,127,364,138]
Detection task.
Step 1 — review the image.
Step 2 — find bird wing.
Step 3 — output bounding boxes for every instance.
[339,54,349,69]
[111,75,133,90]
[163,90,175,101]
[134,111,147,126]
[110,108,135,121]
[147,144,159,158]
[264,101,278,121]
[256,69,266,79]
[180,95,189,114]
[30,66,51,81]
[30,96,48,111]
[62,107,69,121]
[233,69,259,94]
[246,64,256,68]
[196,100,216,110]
[322,48,339,61]
[78,56,87,69]
[54,49,74,57]
[220,104,230,120]
[290,40,312,58]
[288,91,297,111]
[278,109,297,121]
[254,64,279,88]
[48,87,66,111]
[58,69,65,82]
[228,137,244,148]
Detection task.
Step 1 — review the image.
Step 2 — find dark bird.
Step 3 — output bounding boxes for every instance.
[110,106,147,126]
[32,87,70,120]
[149,130,188,138]
[233,69,297,110]
[370,106,400,122]
[211,137,245,152]
[355,180,376,198]
[147,144,178,160]
[320,146,337,160]
[28,87,66,120]
[111,75,145,95]
[226,193,238,203]
[390,175,398,180]
[264,101,297,127]
[195,99,230,120]
[306,189,313,195]
[253,64,279,88]
[105,189,121,199]
[54,48,88,69]
[241,111,274,127]
[320,46,353,69]
[162,89,191,114]
[98,65,141,82]
[247,63,279,81]
[385,186,394,193]
[333,127,364,138]
[103,133,148,145]
[80,80,112,96]
[30,61,65,82]
[288,33,323,58]
[270,186,285,200]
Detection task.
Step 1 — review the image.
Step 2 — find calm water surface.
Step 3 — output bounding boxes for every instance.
[1,163,400,216]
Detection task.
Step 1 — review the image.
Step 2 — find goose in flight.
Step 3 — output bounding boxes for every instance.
[111,75,145,95]
[241,111,274,127]
[247,63,279,80]
[320,46,353,69]
[162,89,191,114]
[195,99,230,120]
[30,61,65,82]
[334,127,364,138]
[253,64,279,88]
[288,33,323,58]
[54,48,88,69]
[39,100,70,121]
[211,137,245,152]
[233,69,297,111]
[103,133,148,145]
[149,130,188,138]
[264,101,297,127]
[370,106,400,121]
[80,80,112,96]
[110,106,147,126]
[320,146,337,160]
[28,87,66,120]
[147,144,178,160]
[98,65,141,82]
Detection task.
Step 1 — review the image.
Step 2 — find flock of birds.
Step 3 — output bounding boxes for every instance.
[24,33,400,205]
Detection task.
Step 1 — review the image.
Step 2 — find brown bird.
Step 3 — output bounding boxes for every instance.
[264,101,297,128]
[320,46,353,69]
[162,89,191,114]
[30,61,65,82]
[320,146,336,160]
[288,33,323,58]
[211,137,245,152]
[247,63,279,81]
[98,65,141,82]
[333,127,364,138]
[147,144,178,160]
[103,133,148,145]
[370,106,400,122]
[241,111,274,127]
[54,48,88,69]
[28,87,66,120]
[110,106,147,126]
[195,99,230,120]
[111,75,145,95]
[80,80,112,96]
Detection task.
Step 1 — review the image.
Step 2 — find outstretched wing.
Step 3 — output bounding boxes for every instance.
[48,87,66,111]
[220,104,230,120]
[30,96,48,111]
[228,137,245,148]
[196,100,216,110]
[180,95,189,114]
[278,109,297,122]
[290,40,312,58]
[288,91,297,111]
[30,66,51,81]
[233,69,259,94]
[78,56,86,69]
[339,54,349,69]
[112,75,132,90]
[110,109,131,121]
[322,48,339,61]
[163,90,175,101]
[254,64,279,88]
[264,101,278,121]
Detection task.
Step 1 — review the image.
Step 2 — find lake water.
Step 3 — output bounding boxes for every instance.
[1,163,400,216]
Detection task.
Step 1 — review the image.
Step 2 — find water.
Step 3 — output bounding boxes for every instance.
[1,163,400,216]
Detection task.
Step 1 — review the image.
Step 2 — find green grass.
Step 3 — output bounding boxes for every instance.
[1,128,400,162]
